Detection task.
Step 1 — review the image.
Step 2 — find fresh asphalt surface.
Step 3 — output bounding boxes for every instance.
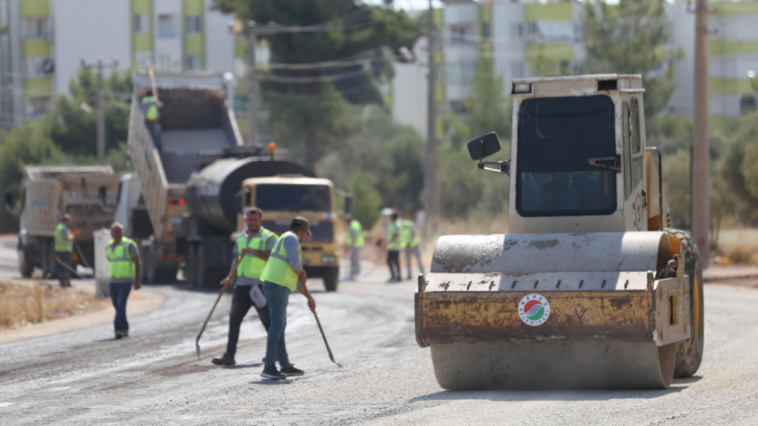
[1,240,757,425]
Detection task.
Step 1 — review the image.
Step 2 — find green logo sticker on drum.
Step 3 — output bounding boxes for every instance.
[518,294,551,326]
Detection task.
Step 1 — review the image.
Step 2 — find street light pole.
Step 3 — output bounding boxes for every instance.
[248,31,259,147]
[692,0,710,266]
[81,58,118,165]
[425,0,439,235]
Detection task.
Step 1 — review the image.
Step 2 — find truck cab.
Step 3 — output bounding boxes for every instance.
[238,176,341,291]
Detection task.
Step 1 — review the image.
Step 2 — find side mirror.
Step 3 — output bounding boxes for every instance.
[344,194,353,214]
[98,187,107,207]
[244,187,252,207]
[466,132,501,161]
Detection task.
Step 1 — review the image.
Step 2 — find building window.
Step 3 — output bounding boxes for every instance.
[186,55,203,71]
[24,57,54,77]
[481,22,491,41]
[740,96,757,114]
[157,53,180,71]
[450,25,468,44]
[25,98,50,118]
[186,15,202,34]
[134,14,150,34]
[511,61,526,79]
[22,18,48,39]
[158,15,177,39]
[134,51,152,68]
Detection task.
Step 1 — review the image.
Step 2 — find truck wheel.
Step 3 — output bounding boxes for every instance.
[165,267,178,284]
[667,229,705,378]
[141,244,155,284]
[186,244,199,287]
[323,267,339,292]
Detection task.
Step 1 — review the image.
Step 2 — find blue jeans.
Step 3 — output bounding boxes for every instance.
[109,282,132,331]
[263,281,292,369]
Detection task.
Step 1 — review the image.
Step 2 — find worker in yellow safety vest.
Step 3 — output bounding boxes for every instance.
[402,216,425,280]
[212,207,277,366]
[259,217,317,380]
[54,214,76,288]
[343,213,364,281]
[140,89,162,149]
[386,212,404,283]
[105,223,141,339]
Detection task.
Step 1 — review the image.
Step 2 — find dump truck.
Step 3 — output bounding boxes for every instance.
[416,74,704,390]
[7,166,121,278]
[127,71,342,287]
[237,176,345,291]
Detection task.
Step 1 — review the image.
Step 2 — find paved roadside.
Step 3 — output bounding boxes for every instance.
[0,281,165,344]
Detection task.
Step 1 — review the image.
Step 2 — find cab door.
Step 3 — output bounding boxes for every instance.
[622,97,647,232]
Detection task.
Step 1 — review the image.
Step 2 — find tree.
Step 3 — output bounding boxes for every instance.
[464,55,511,142]
[721,112,758,220]
[42,68,132,159]
[349,169,382,229]
[583,0,683,118]
[212,0,419,170]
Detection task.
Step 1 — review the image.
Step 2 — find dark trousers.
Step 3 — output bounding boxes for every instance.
[109,282,132,331]
[226,284,271,357]
[387,250,400,279]
[56,251,72,287]
[145,120,162,150]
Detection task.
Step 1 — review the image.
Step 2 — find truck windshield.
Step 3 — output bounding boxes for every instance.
[516,95,616,217]
[255,184,331,212]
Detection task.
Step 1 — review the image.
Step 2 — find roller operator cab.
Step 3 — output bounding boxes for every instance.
[416,74,704,390]
[239,176,341,292]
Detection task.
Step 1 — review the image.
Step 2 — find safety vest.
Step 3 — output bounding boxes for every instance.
[142,96,159,121]
[55,223,73,252]
[402,220,420,248]
[106,238,137,279]
[236,227,276,280]
[387,220,405,251]
[260,231,301,292]
[345,220,365,248]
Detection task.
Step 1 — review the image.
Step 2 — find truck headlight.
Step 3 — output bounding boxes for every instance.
[321,254,336,264]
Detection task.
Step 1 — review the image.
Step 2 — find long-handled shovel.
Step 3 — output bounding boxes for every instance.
[312,311,344,368]
[195,286,228,360]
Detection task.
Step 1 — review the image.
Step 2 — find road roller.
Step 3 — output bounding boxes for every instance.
[415,74,704,390]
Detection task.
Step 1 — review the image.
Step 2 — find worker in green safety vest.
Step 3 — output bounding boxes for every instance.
[140,89,162,149]
[54,214,75,288]
[259,217,317,380]
[212,207,277,367]
[343,213,364,281]
[386,212,404,283]
[105,223,141,339]
[402,216,425,280]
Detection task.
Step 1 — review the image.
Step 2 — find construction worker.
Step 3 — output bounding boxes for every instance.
[402,216,425,280]
[140,89,162,150]
[259,217,317,380]
[343,214,364,281]
[386,212,403,283]
[54,214,75,288]
[105,223,141,339]
[212,207,276,366]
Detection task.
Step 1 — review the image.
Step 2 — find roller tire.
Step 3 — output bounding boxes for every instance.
[323,267,339,292]
[667,229,705,378]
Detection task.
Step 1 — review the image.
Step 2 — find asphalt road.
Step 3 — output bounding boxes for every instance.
[1,250,758,425]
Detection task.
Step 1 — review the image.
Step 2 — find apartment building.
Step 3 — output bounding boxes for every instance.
[0,0,252,130]
[393,0,758,138]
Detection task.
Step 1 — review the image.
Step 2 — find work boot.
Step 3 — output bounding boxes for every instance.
[386,277,396,284]
[115,330,124,340]
[212,353,236,366]
[280,365,304,377]
[261,365,286,380]
[123,329,129,337]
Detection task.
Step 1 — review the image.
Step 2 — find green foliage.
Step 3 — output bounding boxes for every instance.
[0,126,66,232]
[464,55,511,141]
[318,106,424,215]
[43,68,132,158]
[212,0,419,169]
[583,0,683,118]
[348,169,382,229]
[720,112,758,219]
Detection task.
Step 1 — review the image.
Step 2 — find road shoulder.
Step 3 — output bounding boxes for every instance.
[0,281,165,344]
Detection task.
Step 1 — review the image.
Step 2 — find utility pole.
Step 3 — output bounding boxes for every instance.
[425,0,439,235]
[81,58,118,165]
[248,31,259,146]
[692,0,710,266]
